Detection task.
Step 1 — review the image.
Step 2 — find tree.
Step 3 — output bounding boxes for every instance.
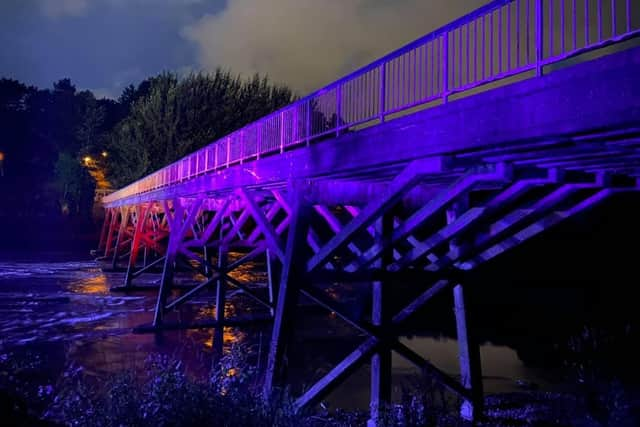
[53,152,95,217]
[106,70,294,187]
[75,91,106,154]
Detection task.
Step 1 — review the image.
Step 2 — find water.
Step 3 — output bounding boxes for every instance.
[0,251,567,412]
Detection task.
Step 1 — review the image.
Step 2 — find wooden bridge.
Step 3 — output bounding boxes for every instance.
[98,0,640,423]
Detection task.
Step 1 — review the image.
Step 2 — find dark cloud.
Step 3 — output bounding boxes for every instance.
[0,0,221,96]
[184,0,491,93]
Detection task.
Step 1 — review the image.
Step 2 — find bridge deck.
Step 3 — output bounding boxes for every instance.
[104,43,640,208]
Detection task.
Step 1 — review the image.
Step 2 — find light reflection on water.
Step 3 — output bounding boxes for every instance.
[0,257,552,410]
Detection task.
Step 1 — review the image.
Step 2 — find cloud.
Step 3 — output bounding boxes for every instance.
[40,0,89,18]
[184,0,490,94]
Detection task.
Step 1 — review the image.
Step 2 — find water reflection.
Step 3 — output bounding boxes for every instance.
[188,304,247,351]
[68,273,110,295]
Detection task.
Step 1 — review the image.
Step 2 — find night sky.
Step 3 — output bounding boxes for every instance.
[0,0,490,97]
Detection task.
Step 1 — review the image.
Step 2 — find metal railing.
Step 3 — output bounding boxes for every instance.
[104,0,639,205]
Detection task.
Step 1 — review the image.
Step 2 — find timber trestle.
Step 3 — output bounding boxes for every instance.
[97,155,639,422]
[95,0,640,421]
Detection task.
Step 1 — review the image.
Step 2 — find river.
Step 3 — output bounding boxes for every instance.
[0,249,574,412]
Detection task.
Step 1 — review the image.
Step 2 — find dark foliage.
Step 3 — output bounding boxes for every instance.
[0,71,294,218]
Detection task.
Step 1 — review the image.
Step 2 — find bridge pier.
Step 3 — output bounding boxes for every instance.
[263,187,311,398]
[368,215,393,427]
[213,238,228,359]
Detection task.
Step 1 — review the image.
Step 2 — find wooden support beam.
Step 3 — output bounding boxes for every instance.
[239,188,286,262]
[369,214,393,427]
[266,248,277,316]
[164,274,220,311]
[392,341,472,400]
[223,275,272,309]
[306,159,436,273]
[463,188,616,269]
[247,202,280,243]
[296,338,382,413]
[214,240,227,359]
[347,166,508,272]
[131,255,166,278]
[263,186,311,399]
[97,209,111,252]
[314,205,366,259]
[453,284,483,421]
[295,279,453,412]
[194,199,231,246]
[103,208,118,257]
[153,199,185,327]
[125,204,151,286]
[111,207,130,269]
[223,209,250,243]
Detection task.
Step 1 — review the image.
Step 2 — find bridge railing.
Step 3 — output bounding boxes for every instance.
[104,0,639,205]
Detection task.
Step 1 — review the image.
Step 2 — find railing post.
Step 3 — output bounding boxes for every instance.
[226,137,230,168]
[442,34,449,103]
[280,114,285,154]
[378,64,386,123]
[306,100,311,147]
[336,84,342,137]
[257,123,262,159]
[536,0,544,76]
[240,132,244,165]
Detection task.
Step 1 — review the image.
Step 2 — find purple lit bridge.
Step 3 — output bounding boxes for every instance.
[98,0,640,422]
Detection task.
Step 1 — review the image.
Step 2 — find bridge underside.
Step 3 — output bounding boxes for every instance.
[97,45,640,421]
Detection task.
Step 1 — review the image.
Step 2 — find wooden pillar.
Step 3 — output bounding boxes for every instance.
[453,284,483,421]
[103,208,118,257]
[97,208,111,252]
[125,204,148,286]
[213,236,228,359]
[203,245,212,277]
[153,200,184,327]
[369,214,393,427]
[266,248,281,317]
[153,232,178,327]
[447,198,483,421]
[263,186,310,399]
[112,207,130,269]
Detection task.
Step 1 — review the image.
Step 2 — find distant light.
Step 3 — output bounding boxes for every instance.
[83,156,93,166]
[0,152,4,161]
[101,151,108,158]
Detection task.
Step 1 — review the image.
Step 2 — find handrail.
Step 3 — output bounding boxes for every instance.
[104,0,639,205]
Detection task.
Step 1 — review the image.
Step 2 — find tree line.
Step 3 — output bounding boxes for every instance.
[0,71,294,218]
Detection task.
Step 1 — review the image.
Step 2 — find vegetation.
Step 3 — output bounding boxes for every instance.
[0,72,293,218]
[2,330,639,427]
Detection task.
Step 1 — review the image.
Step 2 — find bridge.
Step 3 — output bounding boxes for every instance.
[98,0,640,423]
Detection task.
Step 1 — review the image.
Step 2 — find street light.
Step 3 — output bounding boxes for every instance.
[101,151,108,158]
[83,156,93,166]
[0,151,4,177]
